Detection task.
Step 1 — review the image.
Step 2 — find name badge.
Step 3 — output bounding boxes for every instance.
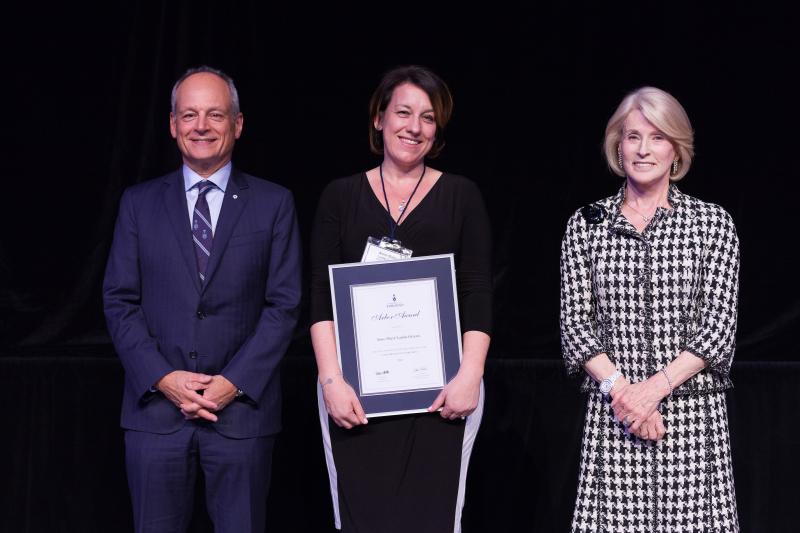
[361,236,413,263]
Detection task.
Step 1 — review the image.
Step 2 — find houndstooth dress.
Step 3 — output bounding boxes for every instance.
[560,184,740,532]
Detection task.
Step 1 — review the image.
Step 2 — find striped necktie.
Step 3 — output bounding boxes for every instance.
[192,180,215,282]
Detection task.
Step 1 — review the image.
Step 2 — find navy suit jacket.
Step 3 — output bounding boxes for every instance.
[103,168,301,439]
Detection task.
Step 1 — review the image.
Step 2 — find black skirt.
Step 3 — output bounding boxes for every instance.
[317,383,484,533]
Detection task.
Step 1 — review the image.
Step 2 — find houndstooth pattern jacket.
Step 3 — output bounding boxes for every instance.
[560,184,740,395]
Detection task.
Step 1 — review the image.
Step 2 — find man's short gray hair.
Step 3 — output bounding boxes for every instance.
[170,65,240,116]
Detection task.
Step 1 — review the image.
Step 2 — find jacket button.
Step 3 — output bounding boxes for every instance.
[196,310,206,319]
[189,351,198,359]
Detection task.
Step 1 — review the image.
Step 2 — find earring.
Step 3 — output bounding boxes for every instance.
[617,147,623,170]
[671,159,679,176]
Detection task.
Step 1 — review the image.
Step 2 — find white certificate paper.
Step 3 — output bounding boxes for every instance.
[350,278,445,395]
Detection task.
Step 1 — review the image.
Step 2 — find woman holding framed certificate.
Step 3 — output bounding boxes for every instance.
[309,65,492,533]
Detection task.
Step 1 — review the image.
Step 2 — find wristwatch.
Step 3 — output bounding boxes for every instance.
[599,370,622,395]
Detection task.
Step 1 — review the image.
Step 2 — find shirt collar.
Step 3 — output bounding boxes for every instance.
[183,162,232,193]
[608,182,684,235]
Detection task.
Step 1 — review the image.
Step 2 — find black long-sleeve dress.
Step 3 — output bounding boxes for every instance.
[310,172,492,533]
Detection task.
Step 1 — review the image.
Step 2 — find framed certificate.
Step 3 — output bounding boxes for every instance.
[329,254,463,417]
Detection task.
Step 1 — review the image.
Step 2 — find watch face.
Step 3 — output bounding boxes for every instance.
[599,380,612,394]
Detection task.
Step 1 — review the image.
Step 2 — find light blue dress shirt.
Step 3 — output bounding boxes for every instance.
[183,163,231,234]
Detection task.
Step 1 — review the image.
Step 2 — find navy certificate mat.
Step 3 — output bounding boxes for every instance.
[329,254,463,417]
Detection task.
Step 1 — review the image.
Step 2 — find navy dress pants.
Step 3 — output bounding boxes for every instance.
[125,424,275,533]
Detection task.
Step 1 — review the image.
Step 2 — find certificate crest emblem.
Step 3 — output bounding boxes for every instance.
[387,294,403,308]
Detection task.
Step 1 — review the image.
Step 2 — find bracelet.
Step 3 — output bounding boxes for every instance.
[660,368,673,397]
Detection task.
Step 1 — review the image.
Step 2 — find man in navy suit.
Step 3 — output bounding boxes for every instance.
[103,66,301,532]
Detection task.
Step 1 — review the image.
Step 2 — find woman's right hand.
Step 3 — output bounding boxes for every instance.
[632,410,666,441]
[321,377,368,429]
[312,321,368,429]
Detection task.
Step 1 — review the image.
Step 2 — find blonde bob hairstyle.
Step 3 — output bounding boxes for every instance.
[603,87,694,181]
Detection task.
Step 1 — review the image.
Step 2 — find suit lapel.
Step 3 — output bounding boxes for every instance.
[163,170,202,294]
[202,169,249,291]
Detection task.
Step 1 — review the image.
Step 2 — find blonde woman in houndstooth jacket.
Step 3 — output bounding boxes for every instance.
[560,87,740,532]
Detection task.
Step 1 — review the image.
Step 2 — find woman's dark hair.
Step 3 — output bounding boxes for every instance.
[368,65,454,159]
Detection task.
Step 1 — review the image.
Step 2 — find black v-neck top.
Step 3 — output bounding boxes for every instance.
[310,172,492,334]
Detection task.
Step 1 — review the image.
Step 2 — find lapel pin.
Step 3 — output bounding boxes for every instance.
[232,194,238,199]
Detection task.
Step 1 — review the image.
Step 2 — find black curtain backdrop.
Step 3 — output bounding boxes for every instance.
[2,1,799,531]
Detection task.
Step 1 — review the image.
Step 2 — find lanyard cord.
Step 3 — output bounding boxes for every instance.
[379,162,426,240]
